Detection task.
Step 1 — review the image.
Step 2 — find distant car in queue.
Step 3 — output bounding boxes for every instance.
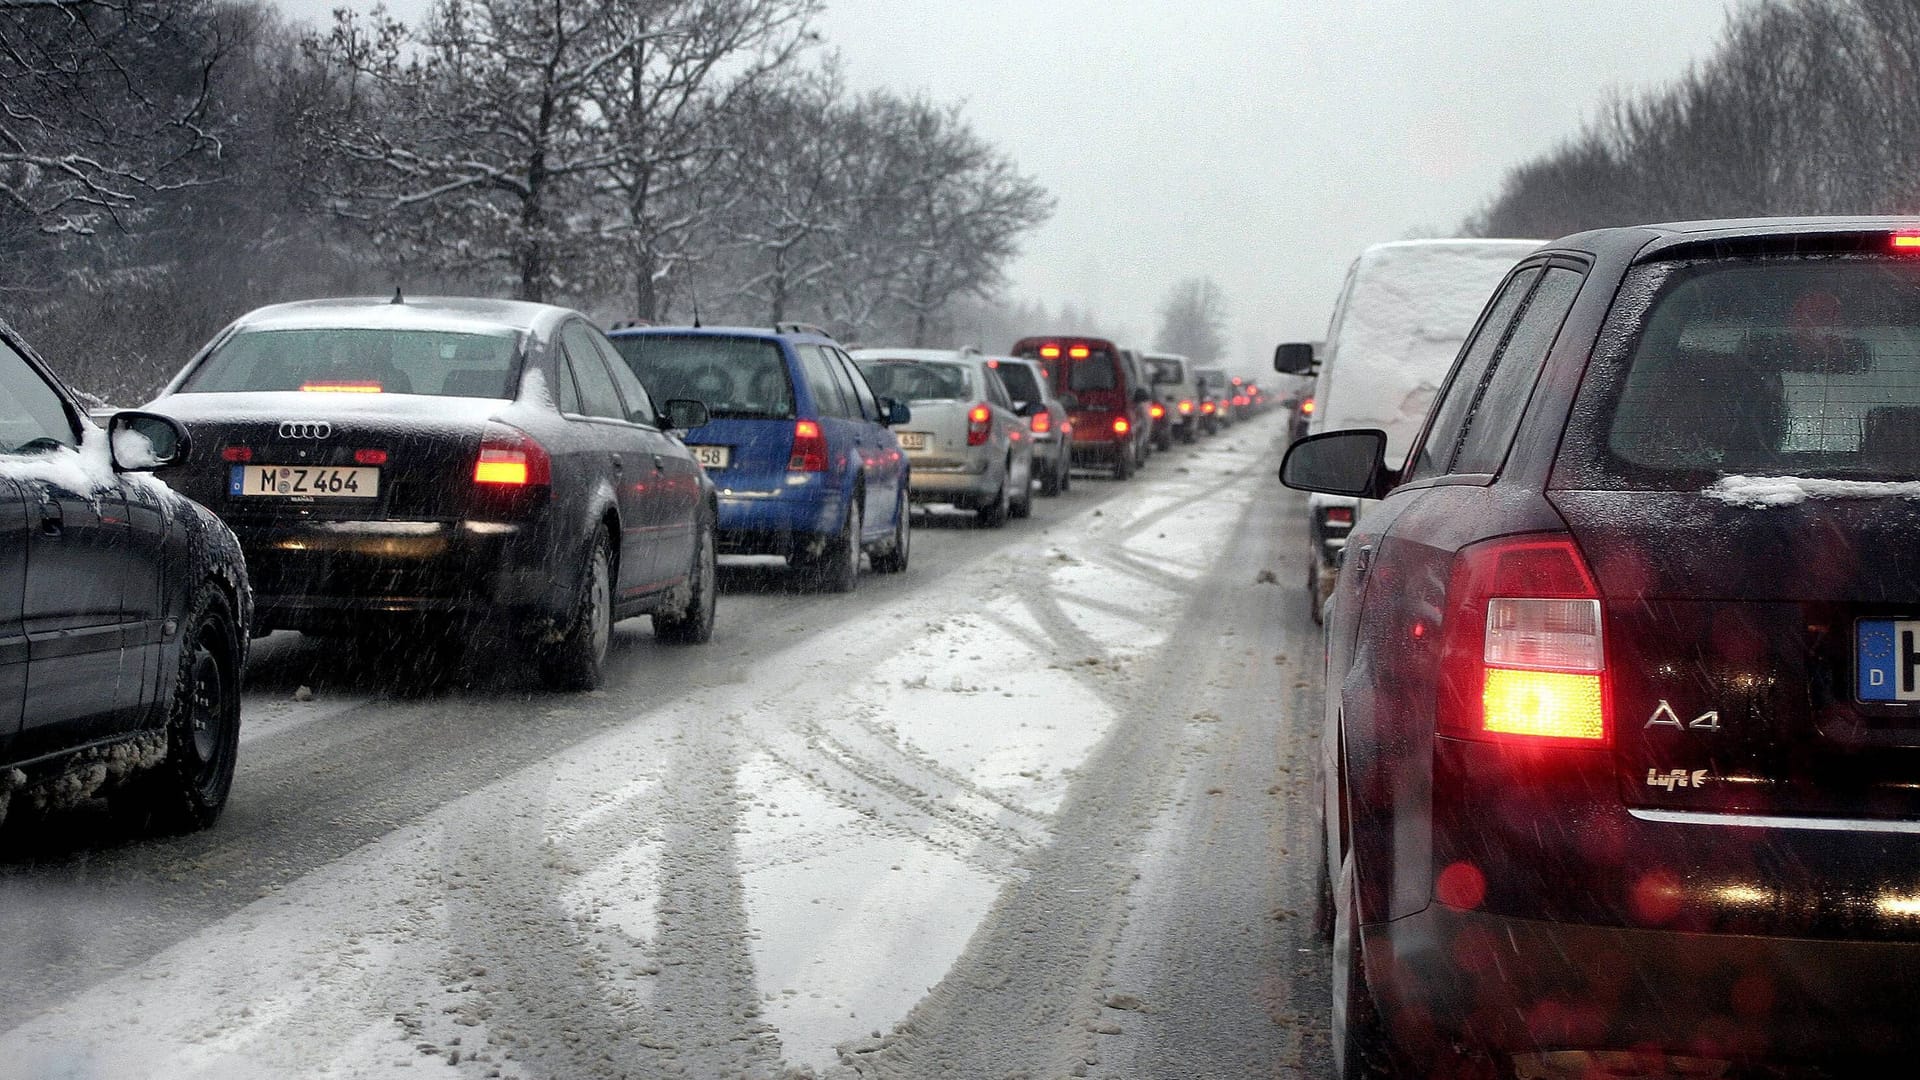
[985,355,1072,496]
[1009,336,1153,479]
[609,325,912,590]
[147,297,719,692]
[851,348,1036,525]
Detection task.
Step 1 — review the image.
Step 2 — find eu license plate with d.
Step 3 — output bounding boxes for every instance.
[1858,619,1920,702]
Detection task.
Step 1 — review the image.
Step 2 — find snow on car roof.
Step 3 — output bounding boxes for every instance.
[231,296,557,336]
[1314,238,1542,462]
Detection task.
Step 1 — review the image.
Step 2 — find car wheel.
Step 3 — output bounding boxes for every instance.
[1010,462,1034,519]
[540,527,613,690]
[1060,459,1071,493]
[130,585,242,834]
[1113,449,1133,481]
[977,469,1010,526]
[1334,851,1395,1079]
[1039,456,1063,497]
[812,498,861,592]
[1154,426,1173,452]
[1308,557,1326,627]
[654,515,717,644]
[870,490,911,574]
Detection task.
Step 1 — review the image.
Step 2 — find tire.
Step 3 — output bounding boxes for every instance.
[1113,449,1133,481]
[1039,455,1063,497]
[654,515,717,644]
[812,498,861,592]
[1308,557,1326,627]
[1060,460,1071,493]
[1154,426,1173,453]
[131,585,242,833]
[1010,461,1034,519]
[540,527,613,690]
[870,490,911,574]
[1334,851,1396,1079]
[977,469,1010,527]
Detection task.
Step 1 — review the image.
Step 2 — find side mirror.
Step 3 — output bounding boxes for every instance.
[108,411,190,471]
[879,397,911,426]
[661,398,710,432]
[1274,342,1318,375]
[1132,387,1151,405]
[1279,429,1395,499]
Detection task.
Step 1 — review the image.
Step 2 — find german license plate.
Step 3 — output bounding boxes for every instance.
[231,464,380,498]
[1858,619,1920,702]
[897,431,929,451]
[689,445,731,469]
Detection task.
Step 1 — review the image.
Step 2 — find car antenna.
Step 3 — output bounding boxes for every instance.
[688,267,703,329]
[390,286,404,305]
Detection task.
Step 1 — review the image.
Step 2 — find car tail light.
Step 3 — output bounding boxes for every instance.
[300,381,384,393]
[967,404,991,446]
[1234,394,1248,406]
[1894,233,1920,251]
[1149,402,1165,420]
[1031,411,1052,434]
[354,448,389,465]
[1201,401,1216,414]
[1039,344,1062,359]
[1324,506,1354,526]
[1112,416,1130,436]
[221,446,252,462]
[1178,399,1193,415]
[474,424,551,486]
[1438,533,1608,745]
[1301,397,1316,415]
[789,419,828,471]
[1069,345,1091,359]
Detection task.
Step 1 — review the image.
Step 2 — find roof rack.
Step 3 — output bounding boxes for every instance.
[774,322,833,339]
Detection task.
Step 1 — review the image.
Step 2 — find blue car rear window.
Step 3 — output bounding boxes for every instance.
[612,335,796,420]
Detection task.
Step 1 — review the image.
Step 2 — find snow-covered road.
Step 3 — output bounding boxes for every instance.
[0,412,1331,1079]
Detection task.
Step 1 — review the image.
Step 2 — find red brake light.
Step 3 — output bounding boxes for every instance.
[1301,398,1316,415]
[354,448,389,465]
[221,446,252,463]
[967,404,991,446]
[1438,533,1608,745]
[789,419,828,471]
[1068,345,1091,359]
[1178,399,1193,414]
[1030,410,1052,434]
[1201,401,1215,414]
[1324,506,1354,526]
[1149,402,1165,419]
[1894,233,1920,251]
[300,381,383,393]
[1112,416,1130,436]
[1234,395,1248,406]
[1039,345,1062,359]
[474,424,550,486]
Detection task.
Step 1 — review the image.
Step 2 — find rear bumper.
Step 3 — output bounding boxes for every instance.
[714,476,847,555]
[1368,903,1920,1066]
[239,519,566,630]
[907,465,997,505]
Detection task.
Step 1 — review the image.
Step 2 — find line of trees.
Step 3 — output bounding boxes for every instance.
[1468,0,1920,239]
[1,0,1052,401]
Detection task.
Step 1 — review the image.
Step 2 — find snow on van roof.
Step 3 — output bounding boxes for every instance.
[1313,238,1541,461]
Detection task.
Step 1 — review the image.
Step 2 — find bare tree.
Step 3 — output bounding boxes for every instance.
[1154,277,1228,362]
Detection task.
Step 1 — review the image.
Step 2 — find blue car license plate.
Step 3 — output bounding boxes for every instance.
[1858,619,1920,702]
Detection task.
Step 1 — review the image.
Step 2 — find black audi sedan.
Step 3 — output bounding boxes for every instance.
[1283,218,1920,1077]
[1,318,250,833]
[147,297,718,691]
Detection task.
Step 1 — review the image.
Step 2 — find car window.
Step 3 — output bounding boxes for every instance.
[857,360,972,402]
[0,338,76,451]
[831,349,880,420]
[820,348,869,421]
[1407,267,1542,480]
[611,334,795,421]
[1067,352,1118,392]
[562,323,629,421]
[1600,255,1920,483]
[1451,266,1584,475]
[799,345,852,418]
[992,361,1043,404]
[180,328,521,397]
[985,368,1013,410]
[553,348,582,414]
[591,330,655,425]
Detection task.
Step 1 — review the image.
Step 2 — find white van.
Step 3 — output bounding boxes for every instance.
[1275,238,1541,622]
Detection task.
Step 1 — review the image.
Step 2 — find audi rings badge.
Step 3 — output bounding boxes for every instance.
[278,421,333,440]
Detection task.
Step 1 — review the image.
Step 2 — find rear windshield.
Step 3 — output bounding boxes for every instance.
[991,362,1043,402]
[1064,352,1119,392]
[611,335,795,420]
[856,360,972,402]
[181,328,521,397]
[1596,255,1920,483]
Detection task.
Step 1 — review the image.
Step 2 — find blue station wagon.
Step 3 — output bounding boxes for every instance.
[608,325,912,592]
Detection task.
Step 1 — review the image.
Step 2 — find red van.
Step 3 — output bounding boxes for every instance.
[1010,336,1152,479]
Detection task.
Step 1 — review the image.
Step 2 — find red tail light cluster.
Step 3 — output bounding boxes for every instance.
[1201,401,1216,414]
[1149,402,1166,420]
[1178,399,1193,415]
[1031,410,1052,434]
[967,404,991,446]
[221,446,252,462]
[1111,416,1130,436]
[1300,398,1316,415]
[1438,534,1609,745]
[789,419,828,471]
[354,448,389,465]
[1324,506,1354,526]
[475,424,551,486]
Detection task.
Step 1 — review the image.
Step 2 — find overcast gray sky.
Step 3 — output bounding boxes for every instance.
[277,0,1745,364]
